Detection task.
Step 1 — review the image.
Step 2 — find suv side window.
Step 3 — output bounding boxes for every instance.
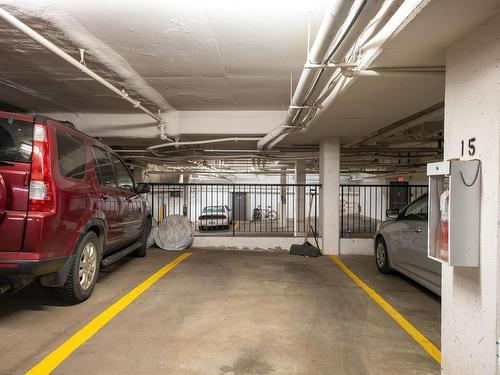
[403,195,428,221]
[56,131,86,180]
[92,146,117,188]
[0,118,34,163]
[110,154,134,191]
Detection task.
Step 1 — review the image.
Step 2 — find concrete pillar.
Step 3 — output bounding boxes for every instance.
[320,137,340,255]
[441,14,500,374]
[280,168,287,225]
[295,160,306,234]
[181,174,190,217]
[133,166,144,182]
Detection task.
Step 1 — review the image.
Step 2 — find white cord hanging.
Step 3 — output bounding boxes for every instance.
[79,48,86,67]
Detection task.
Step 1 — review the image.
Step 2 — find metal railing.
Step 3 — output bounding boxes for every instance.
[147,182,427,239]
[340,184,428,238]
[148,183,321,237]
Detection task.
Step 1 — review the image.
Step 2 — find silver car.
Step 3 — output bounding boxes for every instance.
[374,194,441,295]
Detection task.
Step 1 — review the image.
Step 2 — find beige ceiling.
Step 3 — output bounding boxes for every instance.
[0,0,330,113]
[285,0,500,145]
[0,0,499,148]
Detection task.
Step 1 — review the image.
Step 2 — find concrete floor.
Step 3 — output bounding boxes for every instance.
[0,249,440,375]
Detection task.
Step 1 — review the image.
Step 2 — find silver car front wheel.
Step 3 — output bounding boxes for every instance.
[375,237,392,274]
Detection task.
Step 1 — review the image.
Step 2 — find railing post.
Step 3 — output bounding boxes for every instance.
[151,185,155,222]
[340,185,344,238]
[314,186,318,237]
[232,184,235,237]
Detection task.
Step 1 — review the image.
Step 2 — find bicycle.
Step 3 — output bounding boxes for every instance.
[252,205,278,221]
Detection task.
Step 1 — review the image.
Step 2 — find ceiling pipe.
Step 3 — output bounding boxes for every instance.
[147,137,262,150]
[290,0,370,124]
[148,170,298,176]
[257,0,357,150]
[0,8,172,138]
[258,0,389,150]
[301,1,431,135]
[296,0,390,125]
[124,154,319,163]
[300,0,387,111]
[341,68,445,77]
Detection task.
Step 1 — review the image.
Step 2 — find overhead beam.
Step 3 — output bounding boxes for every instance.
[341,147,442,153]
[344,102,444,147]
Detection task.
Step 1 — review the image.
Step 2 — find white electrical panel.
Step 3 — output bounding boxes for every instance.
[427,159,481,267]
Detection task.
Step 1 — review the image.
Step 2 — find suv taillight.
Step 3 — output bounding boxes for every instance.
[28,123,54,212]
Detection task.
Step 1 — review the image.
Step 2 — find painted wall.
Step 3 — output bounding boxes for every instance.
[191,236,371,255]
[191,236,322,252]
[340,238,373,255]
[441,12,500,374]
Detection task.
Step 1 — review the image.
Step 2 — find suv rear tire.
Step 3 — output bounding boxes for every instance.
[54,231,100,303]
[134,216,151,257]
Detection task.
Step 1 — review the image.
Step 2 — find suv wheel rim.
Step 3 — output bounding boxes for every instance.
[79,241,97,291]
[376,242,386,268]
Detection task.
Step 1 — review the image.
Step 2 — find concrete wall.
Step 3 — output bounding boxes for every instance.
[191,236,322,252]
[191,236,372,255]
[340,239,373,255]
[442,13,500,374]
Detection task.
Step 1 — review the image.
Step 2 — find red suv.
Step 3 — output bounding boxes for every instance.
[0,112,151,303]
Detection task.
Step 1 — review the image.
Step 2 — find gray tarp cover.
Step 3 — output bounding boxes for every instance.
[153,215,194,250]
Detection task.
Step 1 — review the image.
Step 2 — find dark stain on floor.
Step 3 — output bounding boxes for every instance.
[219,353,274,375]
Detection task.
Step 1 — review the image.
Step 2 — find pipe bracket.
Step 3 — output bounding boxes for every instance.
[289,105,323,109]
[304,62,357,69]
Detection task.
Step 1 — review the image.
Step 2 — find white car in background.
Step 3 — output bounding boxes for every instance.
[198,205,232,231]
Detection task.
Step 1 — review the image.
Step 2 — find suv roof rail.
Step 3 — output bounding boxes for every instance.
[58,120,76,129]
[34,114,76,129]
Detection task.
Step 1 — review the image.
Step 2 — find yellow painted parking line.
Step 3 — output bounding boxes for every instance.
[330,255,441,364]
[26,252,192,375]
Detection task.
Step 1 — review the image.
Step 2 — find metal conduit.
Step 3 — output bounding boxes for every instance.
[0,8,164,124]
[147,137,263,150]
[258,0,391,150]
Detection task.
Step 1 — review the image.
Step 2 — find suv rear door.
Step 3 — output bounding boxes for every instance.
[109,153,143,242]
[0,113,33,251]
[91,146,125,251]
[53,125,91,254]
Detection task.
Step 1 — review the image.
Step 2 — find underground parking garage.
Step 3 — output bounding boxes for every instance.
[0,0,499,374]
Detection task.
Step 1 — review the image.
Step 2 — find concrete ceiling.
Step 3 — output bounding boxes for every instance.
[0,0,499,170]
[286,0,500,145]
[0,0,330,112]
